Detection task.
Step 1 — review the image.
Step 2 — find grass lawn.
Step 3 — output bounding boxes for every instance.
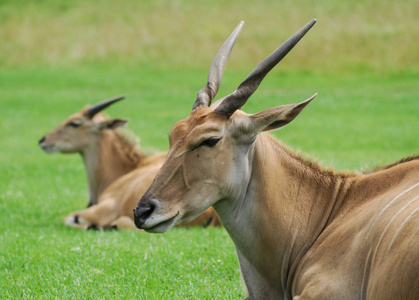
[1,0,418,299]
[1,66,418,299]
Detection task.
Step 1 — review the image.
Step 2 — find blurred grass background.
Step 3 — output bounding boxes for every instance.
[1,0,418,74]
[1,0,418,298]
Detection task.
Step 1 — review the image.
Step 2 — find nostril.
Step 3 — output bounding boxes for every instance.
[133,204,155,228]
[39,136,46,144]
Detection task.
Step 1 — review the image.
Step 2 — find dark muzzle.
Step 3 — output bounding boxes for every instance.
[133,202,155,229]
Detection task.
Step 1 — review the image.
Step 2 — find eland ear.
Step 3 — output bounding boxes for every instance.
[98,118,129,130]
[251,94,316,132]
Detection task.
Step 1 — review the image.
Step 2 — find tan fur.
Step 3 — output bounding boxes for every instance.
[135,105,419,299]
[133,21,418,298]
[40,103,220,230]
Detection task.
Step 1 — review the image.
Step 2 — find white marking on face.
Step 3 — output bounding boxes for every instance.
[176,149,191,158]
[142,211,181,233]
[203,196,212,208]
[40,143,58,153]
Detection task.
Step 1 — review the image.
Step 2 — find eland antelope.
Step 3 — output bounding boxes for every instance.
[39,96,220,229]
[134,20,419,299]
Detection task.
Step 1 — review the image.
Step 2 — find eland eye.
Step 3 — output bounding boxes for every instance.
[68,121,82,128]
[199,138,221,148]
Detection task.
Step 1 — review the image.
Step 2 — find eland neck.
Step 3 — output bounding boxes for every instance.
[81,129,145,206]
[213,133,355,297]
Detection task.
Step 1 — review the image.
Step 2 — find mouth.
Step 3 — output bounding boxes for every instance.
[143,212,180,233]
[40,143,57,153]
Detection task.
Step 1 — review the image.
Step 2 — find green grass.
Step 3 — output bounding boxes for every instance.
[1,228,241,299]
[1,0,418,73]
[1,0,419,299]
[1,66,418,299]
